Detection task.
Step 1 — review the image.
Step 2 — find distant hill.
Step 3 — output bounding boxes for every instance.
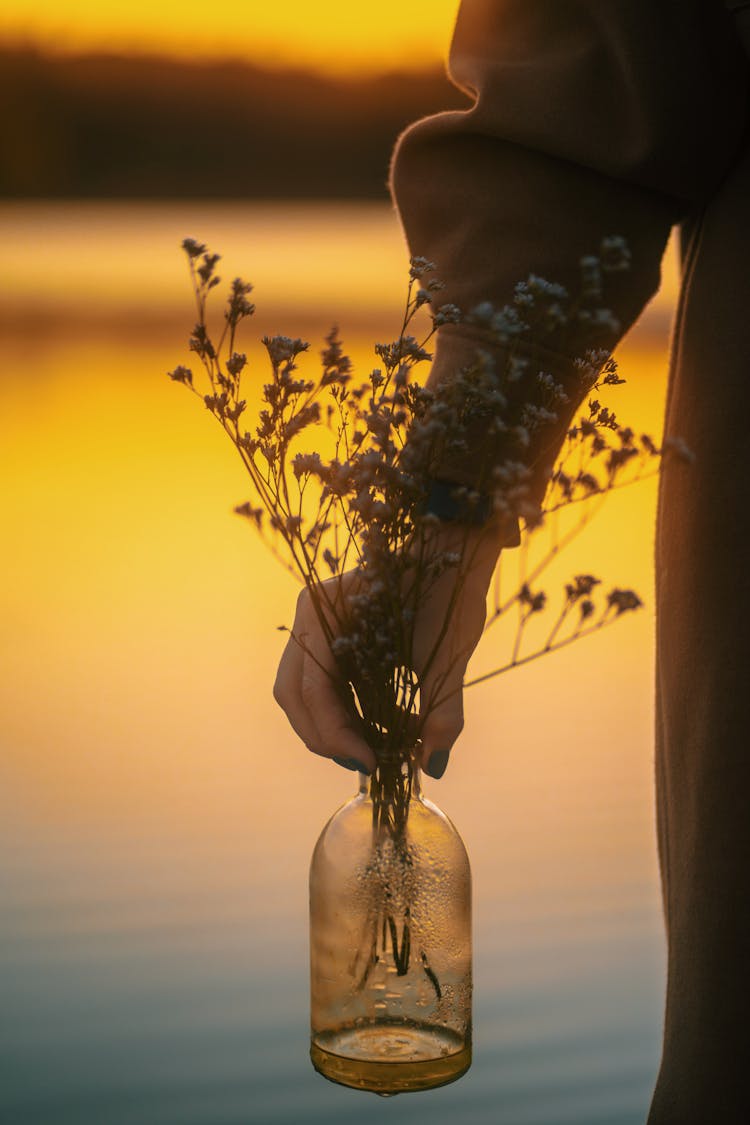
[0,48,469,198]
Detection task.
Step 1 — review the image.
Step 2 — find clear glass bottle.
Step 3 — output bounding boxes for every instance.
[309,767,472,1095]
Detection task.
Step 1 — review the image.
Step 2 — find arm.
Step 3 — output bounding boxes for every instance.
[274,0,748,778]
[392,0,746,500]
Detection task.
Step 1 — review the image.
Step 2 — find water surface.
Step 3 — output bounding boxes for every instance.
[1,202,676,1124]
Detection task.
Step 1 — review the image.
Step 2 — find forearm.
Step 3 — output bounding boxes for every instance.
[391,0,748,493]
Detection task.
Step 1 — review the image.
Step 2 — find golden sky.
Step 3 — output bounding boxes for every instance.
[1,0,459,75]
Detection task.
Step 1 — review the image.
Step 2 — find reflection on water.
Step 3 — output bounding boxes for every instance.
[1,202,674,1124]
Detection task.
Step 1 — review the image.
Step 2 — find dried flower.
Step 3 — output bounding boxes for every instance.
[169,235,672,993]
[171,239,664,764]
[168,364,193,385]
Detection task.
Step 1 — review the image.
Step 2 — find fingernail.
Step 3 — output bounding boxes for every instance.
[424,749,450,780]
[333,756,371,775]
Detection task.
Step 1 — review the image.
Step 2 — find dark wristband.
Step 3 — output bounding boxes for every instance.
[425,479,493,525]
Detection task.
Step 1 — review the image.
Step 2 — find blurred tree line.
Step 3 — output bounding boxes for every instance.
[0,47,468,198]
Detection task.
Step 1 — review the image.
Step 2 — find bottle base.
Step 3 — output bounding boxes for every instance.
[310,1021,471,1095]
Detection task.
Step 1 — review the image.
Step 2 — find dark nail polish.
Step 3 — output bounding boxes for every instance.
[425,749,450,780]
[333,756,371,775]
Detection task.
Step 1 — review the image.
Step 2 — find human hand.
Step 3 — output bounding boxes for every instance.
[273,571,378,775]
[273,523,503,779]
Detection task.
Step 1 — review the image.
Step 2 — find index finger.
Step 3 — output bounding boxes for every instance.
[301,627,377,774]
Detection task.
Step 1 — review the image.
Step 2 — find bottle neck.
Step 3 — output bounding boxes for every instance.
[357,765,422,799]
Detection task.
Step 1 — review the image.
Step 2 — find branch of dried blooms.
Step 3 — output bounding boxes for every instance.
[169,236,674,754]
[169,234,688,991]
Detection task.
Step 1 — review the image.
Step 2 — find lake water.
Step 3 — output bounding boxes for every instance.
[0,202,679,1125]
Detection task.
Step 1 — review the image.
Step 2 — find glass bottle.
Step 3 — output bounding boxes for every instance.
[309,766,472,1095]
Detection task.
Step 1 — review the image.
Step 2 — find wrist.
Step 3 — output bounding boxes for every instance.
[424,476,521,553]
[422,508,506,589]
[425,478,493,526]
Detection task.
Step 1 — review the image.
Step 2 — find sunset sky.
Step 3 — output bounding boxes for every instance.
[1,1,459,75]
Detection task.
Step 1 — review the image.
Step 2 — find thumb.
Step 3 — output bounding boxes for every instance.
[418,662,465,780]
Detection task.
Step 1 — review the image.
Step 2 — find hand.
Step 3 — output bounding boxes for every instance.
[273,523,503,779]
[273,571,378,775]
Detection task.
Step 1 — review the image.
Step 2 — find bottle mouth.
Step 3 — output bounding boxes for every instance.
[356,767,422,785]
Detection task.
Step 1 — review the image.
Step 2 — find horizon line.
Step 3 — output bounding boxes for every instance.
[0,34,450,81]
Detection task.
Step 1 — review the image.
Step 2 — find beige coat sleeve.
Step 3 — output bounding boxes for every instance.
[390,0,748,497]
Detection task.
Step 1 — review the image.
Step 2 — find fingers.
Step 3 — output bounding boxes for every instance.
[418,658,465,779]
[273,589,376,774]
[415,581,486,780]
[273,629,326,757]
[301,625,376,774]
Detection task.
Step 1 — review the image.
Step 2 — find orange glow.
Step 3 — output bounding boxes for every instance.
[0,202,674,932]
[0,1,459,75]
[1,336,664,893]
[2,202,672,1118]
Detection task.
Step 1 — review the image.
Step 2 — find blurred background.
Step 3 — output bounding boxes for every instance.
[1,4,677,1123]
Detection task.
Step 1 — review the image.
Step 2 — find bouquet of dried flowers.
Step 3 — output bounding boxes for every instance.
[169,236,666,985]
